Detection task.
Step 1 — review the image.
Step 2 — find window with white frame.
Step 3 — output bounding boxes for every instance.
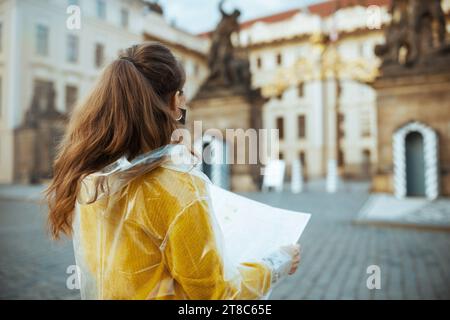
[96,0,106,20]
[276,116,285,140]
[36,24,49,56]
[67,34,79,63]
[95,43,105,68]
[121,8,129,29]
[297,115,306,138]
[0,22,3,53]
[297,82,304,97]
[276,52,282,66]
[0,76,2,118]
[256,56,262,69]
[65,85,78,112]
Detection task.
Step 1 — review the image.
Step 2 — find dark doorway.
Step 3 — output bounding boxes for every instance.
[405,131,426,197]
[202,142,213,180]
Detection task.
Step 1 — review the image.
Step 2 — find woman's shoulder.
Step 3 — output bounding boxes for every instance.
[130,166,209,204]
[124,167,210,233]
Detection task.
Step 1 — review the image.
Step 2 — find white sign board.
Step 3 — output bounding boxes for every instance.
[262,160,286,192]
[209,184,311,268]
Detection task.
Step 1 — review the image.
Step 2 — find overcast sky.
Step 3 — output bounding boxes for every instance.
[159,0,324,34]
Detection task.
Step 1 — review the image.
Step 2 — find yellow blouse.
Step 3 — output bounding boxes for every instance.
[75,166,272,299]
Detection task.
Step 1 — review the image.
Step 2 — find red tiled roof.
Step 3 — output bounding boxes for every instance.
[197,0,392,37]
[309,0,391,17]
[239,8,301,29]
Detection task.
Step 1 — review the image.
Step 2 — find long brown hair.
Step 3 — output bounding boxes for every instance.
[46,42,186,239]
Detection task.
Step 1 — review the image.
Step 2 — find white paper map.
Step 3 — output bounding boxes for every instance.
[209,184,311,267]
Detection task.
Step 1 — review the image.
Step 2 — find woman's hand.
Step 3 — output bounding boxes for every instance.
[281,244,301,275]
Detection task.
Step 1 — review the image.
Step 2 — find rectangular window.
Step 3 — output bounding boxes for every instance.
[121,8,129,28]
[276,117,284,140]
[95,43,105,68]
[36,24,49,56]
[96,0,106,19]
[299,151,306,171]
[338,149,345,167]
[65,85,78,112]
[0,76,2,118]
[338,113,345,138]
[298,82,304,97]
[68,0,79,6]
[256,56,262,69]
[67,34,79,63]
[298,115,306,138]
[276,53,282,66]
[0,22,3,53]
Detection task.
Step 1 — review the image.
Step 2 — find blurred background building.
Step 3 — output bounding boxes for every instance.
[0,0,208,184]
[372,0,450,198]
[1,0,450,196]
[1,0,148,183]
[230,0,390,181]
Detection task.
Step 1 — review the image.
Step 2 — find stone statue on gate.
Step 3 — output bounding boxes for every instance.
[374,0,410,66]
[206,0,250,88]
[189,1,267,191]
[375,0,449,71]
[409,0,447,62]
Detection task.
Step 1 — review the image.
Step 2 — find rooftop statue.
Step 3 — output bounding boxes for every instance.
[147,1,163,15]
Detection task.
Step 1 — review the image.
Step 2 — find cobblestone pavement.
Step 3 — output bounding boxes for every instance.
[245,191,450,300]
[0,200,79,300]
[1,184,450,300]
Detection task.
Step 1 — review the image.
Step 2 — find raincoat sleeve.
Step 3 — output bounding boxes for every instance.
[162,197,279,300]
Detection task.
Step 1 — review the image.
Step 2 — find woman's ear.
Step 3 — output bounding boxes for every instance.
[169,92,179,112]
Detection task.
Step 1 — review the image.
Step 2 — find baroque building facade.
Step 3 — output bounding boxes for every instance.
[0,0,208,183]
[237,0,450,182]
[234,0,392,180]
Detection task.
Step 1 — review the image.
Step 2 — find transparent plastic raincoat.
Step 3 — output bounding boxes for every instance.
[73,144,294,300]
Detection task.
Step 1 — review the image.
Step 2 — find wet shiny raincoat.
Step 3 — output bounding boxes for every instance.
[73,144,293,299]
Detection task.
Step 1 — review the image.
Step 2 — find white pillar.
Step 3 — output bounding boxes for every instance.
[326,159,338,193]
